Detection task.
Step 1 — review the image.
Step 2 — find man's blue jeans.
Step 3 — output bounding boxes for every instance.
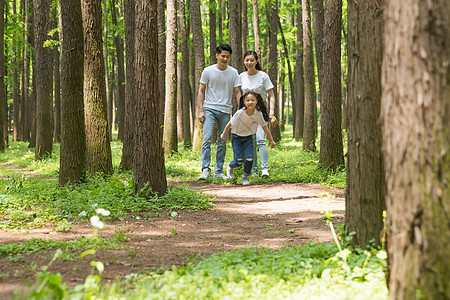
[229,134,253,176]
[201,108,230,174]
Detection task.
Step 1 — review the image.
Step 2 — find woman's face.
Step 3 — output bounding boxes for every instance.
[244,55,258,71]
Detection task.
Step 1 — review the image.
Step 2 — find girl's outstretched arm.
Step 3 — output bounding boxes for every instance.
[220,121,232,141]
[262,125,276,148]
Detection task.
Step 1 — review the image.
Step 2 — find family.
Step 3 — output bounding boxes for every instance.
[198,44,277,186]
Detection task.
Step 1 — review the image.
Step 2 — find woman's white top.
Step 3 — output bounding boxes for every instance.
[230,108,266,137]
[240,71,274,100]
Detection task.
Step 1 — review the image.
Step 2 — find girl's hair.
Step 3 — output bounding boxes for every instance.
[239,91,270,122]
[243,51,262,71]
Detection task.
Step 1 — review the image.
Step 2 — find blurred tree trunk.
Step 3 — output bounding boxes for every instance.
[34,0,54,159]
[82,0,113,175]
[278,19,294,129]
[20,0,31,142]
[293,0,304,140]
[319,0,344,171]
[267,0,281,142]
[302,0,316,152]
[103,0,112,139]
[217,0,223,43]
[229,0,242,73]
[53,14,61,143]
[12,0,20,142]
[382,1,450,298]
[163,0,178,154]
[241,0,247,55]
[179,0,191,147]
[190,0,205,152]
[209,0,216,65]
[120,0,135,170]
[0,0,6,150]
[311,0,324,102]
[157,0,165,113]
[111,0,125,141]
[59,0,86,186]
[251,0,261,56]
[134,0,167,196]
[345,0,385,247]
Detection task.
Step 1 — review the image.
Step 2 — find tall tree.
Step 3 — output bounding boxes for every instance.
[12,0,20,142]
[209,0,217,65]
[111,0,125,141]
[157,0,165,112]
[302,0,316,152]
[251,0,261,56]
[134,0,167,196]
[163,0,178,154]
[311,0,324,100]
[229,0,242,73]
[20,0,31,142]
[190,0,205,151]
[53,23,61,143]
[59,0,86,186]
[293,0,304,140]
[179,0,191,148]
[120,0,136,170]
[0,0,6,151]
[267,0,281,142]
[102,0,112,138]
[382,1,450,298]
[278,18,294,129]
[34,0,54,159]
[241,0,247,55]
[345,0,385,247]
[319,0,344,170]
[82,0,113,175]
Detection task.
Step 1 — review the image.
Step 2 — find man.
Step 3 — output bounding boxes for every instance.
[198,44,242,180]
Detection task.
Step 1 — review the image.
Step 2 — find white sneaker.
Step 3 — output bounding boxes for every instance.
[241,175,250,186]
[214,173,228,180]
[226,162,234,180]
[261,169,269,177]
[198,168,211,180]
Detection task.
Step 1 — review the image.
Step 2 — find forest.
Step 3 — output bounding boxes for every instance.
[0,0,449,299]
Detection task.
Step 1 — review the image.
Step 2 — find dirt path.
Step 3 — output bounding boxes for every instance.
[0,181,345,299]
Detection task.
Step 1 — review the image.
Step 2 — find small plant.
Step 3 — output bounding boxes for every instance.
[170,227,178,235]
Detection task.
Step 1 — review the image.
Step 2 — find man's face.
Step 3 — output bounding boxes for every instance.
[216,51,231,66]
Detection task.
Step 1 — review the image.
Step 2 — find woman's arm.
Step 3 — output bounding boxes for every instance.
[261,125,276,148]
[220,121,232,141]
[266,88,278,127]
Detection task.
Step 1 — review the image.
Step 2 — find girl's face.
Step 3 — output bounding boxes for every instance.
[243,94,257,109]
[244,55,258,71]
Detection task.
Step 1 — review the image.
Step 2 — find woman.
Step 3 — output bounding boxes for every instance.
[240,51,278,177]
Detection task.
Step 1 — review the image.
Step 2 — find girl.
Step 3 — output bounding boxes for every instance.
[220,91,276,185]
[240,51,278,178]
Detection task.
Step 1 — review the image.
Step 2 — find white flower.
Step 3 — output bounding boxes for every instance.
[78,211,87,217]
[90,215,105,229]
[95,208,110,216]
[171,211,178,218]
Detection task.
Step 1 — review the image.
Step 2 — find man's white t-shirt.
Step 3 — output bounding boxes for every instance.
[200,65,241,114]
[240,71,274,100]
[230,108,266,137]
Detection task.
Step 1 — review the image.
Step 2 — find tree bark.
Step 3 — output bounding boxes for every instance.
[229,0,242,73]
[12,0,20,142]
[34,0,54,159]
[345,0,385,247]
[311,0,324,102]
[82,0,113,175]
[120,0,136,170]
[319,0,344,171]
[103,0,112,139]
[382,1,450,298]
[134,0,167,196]
[190,0,205,152]
[157,0,165,113]
[302,0,316,152]
[251,0,261,57]
[59,0,86,186]
[0,0,7,150]
[241,0,247,56]
[293,0,304,140]
[20,0,31,142]
[179,0,191,147]
[163,0,178,154]
[209,0,217,65]
[53,28,61,143]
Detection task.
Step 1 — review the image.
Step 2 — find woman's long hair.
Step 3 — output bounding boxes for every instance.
[243,51,262,71]
[239,91,269,122]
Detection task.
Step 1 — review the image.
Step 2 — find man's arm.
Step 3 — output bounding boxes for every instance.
[234,86,242,106]
[266,88,278,127]
[198,83,207,123]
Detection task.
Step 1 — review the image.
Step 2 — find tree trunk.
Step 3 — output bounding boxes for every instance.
[120,0,136,170]
[59,0,86,186]
[302,0,316,152]
[179,0,191,148]
[0,0,6,150]
[251,0,261,57]
[345,0,385,248]
[190,0,205,152]
[111,0,125,141]
[163,0,178,154]
[241,0,247,56]
[103,0,112,140]
[311,0,324,102]
[157,0,165,114]
[209,0,217,65]
[267,0,281,142]
[319,0,344,171]
[53,29,61,143]
[34,0,54,159]
[382,1,450,298]
[229,0,242,73]
[12,0,20,142]
[217,0,223,44]
[134,0,167,196]
[293,0,304,140]
[20,0,31,142]
[82,0,113,175]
